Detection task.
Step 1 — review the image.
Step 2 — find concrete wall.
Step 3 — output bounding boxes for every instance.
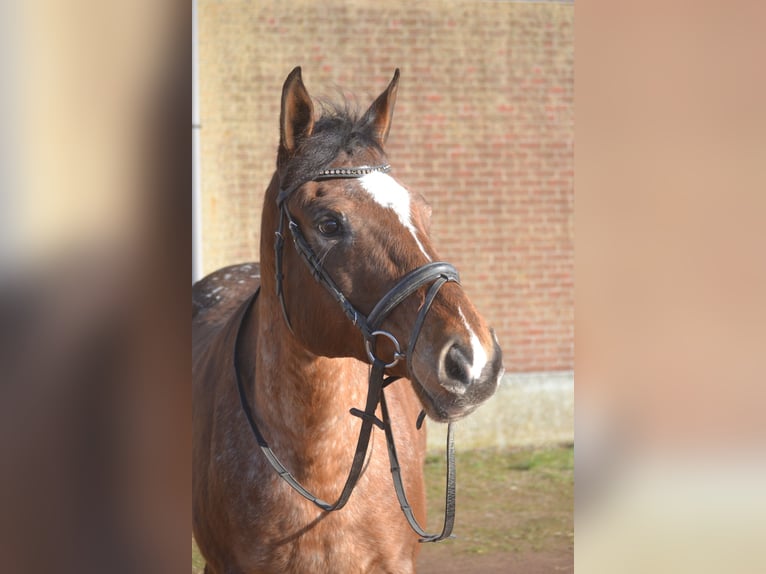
[426,371,574,452]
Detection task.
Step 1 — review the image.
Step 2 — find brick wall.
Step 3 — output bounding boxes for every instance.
[199,0,573,373]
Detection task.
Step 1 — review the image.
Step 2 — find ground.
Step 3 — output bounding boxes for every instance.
[192,444,573,573]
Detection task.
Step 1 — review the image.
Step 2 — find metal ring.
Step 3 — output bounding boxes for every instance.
[365,330,405,368]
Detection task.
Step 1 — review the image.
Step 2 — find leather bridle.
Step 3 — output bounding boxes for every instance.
[234,163,461,542]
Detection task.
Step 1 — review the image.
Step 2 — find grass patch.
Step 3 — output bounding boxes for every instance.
[192,538,204,574]
[422,444,573,556]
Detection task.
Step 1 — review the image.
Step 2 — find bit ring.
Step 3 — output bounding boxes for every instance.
[365,330,405,368]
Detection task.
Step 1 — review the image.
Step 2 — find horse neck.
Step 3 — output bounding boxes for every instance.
[247,290,370,467]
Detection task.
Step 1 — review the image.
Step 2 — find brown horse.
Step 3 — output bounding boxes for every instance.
[193,68,504,574]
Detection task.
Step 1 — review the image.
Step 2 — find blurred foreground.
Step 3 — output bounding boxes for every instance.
[0,1,189,573]
[576,2,766,572]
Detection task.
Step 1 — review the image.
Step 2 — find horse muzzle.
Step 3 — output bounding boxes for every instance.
[411,332,503,423]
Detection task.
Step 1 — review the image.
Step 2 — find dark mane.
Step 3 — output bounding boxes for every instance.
[278,97,385,194]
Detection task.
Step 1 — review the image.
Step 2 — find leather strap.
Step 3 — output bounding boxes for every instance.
[274,214,293,334]
[314,164,391,181]
[233,288,389,512]
[380,391,456,542]
[233,283,459,542]
[283,209,372,338]
[367,262,459,330]
[375,275,458,543]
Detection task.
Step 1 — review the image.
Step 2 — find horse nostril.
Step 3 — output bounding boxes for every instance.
[443,343,472,385]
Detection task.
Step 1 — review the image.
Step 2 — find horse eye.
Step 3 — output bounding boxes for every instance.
[317,217,342,237]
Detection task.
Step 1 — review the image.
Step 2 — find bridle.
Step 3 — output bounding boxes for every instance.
[234,163,461,542]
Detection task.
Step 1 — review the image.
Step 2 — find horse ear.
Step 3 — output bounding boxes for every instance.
[279,67,314,165]
[362,69,400,145]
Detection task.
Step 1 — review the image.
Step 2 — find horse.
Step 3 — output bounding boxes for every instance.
[192,67,504,574]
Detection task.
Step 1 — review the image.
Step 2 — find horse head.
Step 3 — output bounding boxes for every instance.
[261,67,503,422]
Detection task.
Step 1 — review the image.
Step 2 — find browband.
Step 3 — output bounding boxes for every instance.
[314,164,391,181]
[276,163,391,206]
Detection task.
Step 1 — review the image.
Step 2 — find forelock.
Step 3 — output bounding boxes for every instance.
[279,95,385,196]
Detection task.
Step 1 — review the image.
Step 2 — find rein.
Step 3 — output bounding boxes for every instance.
[235,163,461,542]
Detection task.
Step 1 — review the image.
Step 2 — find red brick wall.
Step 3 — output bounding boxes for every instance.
[199,0,573,373]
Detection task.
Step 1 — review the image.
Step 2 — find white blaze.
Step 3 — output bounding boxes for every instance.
[358,172,431,261]
[458,307,489,381]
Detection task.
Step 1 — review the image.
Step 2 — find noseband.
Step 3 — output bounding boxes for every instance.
[235,163,460,542]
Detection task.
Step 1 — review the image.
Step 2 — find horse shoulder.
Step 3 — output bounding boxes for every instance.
[193,262,261,322]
